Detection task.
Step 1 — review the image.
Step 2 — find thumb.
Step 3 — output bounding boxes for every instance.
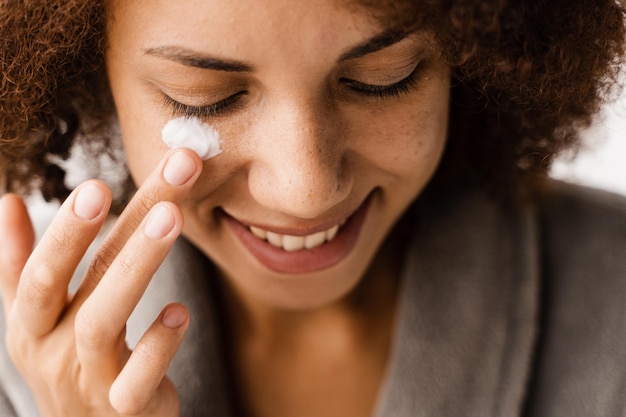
[0,194,35,315]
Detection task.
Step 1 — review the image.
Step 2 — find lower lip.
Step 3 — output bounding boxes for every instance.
[224,198,371,274]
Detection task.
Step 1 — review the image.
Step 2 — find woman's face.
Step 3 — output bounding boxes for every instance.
[105,0,450,309]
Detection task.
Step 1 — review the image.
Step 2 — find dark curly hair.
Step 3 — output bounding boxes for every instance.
[0,0,624,206]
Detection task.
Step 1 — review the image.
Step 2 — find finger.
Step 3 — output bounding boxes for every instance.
[0,194,35,316]
[75,202,182,373]
[11,182,111,336]
[109,304,189,415]
[74,148,202,301]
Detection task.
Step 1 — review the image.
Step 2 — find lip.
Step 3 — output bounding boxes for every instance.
[223,195,372,274]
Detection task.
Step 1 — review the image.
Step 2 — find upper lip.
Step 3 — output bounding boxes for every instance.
[221,196,368,237]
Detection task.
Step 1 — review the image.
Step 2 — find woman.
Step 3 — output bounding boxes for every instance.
[0,0,624,416]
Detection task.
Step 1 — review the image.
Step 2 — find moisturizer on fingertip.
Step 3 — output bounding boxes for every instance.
[161,116,222,160]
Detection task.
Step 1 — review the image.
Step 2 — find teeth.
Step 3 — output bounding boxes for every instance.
[266,231,283,248]
[250,226,267,240]
[248,222,344,251]
[304,231,326,249]
[326,225,339,241]
[282,235,305,252]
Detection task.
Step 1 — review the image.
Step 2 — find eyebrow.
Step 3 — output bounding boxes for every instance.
[338,29,414,62]
[144,46,254,72]
[143,29,413,72]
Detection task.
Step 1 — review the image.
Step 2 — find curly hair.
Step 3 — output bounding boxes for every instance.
[0,0,117,203]
[0,0,624,205]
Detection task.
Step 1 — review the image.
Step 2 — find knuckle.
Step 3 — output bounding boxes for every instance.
[38,355,70,390]
[125,193,160,231]
[111,378,154,416]
[85,245,118,282]
[42,224,85,261]
[47,225,75,250]
[4,329,28,367]
[5,313,25,352]
[4,323,67,383]
[110,389,149,416]
[133,339,167,367]
[0,249,26,276]
[115,252,142,279]
[74,309,113,350]
[137,194,159,217]
[20,264,57,307]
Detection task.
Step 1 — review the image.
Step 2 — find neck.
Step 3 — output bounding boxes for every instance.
[216,219,410,417]
[217,217,407,346]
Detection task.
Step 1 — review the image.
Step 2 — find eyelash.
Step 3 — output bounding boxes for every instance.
[163,65,421,118]
[163,91,246,119]
[341,65,421,99]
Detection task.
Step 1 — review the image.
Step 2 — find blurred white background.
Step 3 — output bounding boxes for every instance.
[551,91,626,196]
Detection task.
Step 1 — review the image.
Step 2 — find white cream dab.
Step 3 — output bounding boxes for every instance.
[161,117,222,160]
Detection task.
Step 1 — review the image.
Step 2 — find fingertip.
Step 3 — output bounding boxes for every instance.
[0,194,34,310]
[0,192,24,206]
[143,202,183,240]
[161,303,189,330]
[0,193,28,219]
[0,193,34,259]
[72,180,112,221]
[162,148,203,187]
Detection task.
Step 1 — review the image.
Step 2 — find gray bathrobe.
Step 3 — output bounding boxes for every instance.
[1,180,625,416]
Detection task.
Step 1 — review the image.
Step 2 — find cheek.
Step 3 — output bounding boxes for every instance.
[346,101,449,182]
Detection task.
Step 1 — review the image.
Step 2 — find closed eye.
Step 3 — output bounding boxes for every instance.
[341,63,421,99]
[162,91,247,119]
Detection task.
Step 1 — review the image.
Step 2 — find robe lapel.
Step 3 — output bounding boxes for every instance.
[134,189,540,417]
[374,191,540,417]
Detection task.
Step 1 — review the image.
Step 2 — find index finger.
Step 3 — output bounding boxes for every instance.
[11,181,111,336]
[72,148,202,303]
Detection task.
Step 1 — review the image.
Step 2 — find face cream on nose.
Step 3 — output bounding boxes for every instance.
[161,116,222,160]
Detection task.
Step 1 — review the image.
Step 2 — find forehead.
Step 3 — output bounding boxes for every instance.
[105,0,395,67]
[104,0,384,37]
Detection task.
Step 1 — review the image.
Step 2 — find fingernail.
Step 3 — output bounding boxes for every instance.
[162,305,187,329]
[163,151,197,186]
[144,204,175,239]
[73,183,106,220]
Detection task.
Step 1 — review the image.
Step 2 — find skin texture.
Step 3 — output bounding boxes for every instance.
[0,0,449,416]
[107,2,449,414]
[106,0,450,310]
[0,149,203,416]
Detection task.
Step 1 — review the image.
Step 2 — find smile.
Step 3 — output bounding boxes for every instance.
[224,195,372,274]
[249,221,345,252]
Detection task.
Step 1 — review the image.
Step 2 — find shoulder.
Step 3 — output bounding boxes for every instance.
[537,180,626,286]
[526,180,626,416]
[537,180,626,309]
[538,179,626,247]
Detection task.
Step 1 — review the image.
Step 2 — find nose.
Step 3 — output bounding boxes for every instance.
[248,98,353,219]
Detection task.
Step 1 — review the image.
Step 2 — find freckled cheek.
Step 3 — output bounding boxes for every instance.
[180,119,256,198]
[348,107,448,178]
[397,113,448,173]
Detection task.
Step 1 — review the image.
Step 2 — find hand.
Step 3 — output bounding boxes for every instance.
[0,149,203,416]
